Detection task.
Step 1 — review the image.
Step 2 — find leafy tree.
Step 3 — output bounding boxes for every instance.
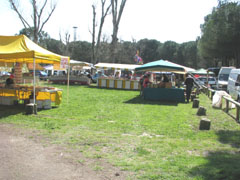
[68,41,92,62]
[181,41,198,68]
[115,41,137,64]
[137,39,161,63]
[42,38,64,55]
[18,27,50,45]
[158,41,179,62]
[199,1,240,67]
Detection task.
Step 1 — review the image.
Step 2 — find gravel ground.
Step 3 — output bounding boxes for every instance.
[0,124,128,180]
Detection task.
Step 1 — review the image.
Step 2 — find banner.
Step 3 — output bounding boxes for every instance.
[60,57,69,69]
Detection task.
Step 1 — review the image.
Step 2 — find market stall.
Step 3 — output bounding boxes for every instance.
[94,63,141,90]
[49,75,90,85]
[0,35,69,109]
[189,68,214,77]
[135,60,187,102]
[0,84,62,108]
[48,60,92,85]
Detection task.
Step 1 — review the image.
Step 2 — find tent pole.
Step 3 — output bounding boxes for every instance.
[67,59,70,104]
[33,57,36,114]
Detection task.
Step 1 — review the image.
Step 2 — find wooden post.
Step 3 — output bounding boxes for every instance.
[226,99,229,113]
[191,94,196,101]
[192,99,199,108]
[199,118,211,130]
[237,107,240,122]
[25,103,37,115]
[197,106,206,116]
[211,90,215,100]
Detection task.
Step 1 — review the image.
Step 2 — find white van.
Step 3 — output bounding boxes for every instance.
[227,69,240,101]
[217,67,235,91]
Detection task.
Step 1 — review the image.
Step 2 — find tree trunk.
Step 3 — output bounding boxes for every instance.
[33,0,38,43]
[111,0,127,63]
[235,50,240,68]
[95,0,111,64]
[91,5,96,64]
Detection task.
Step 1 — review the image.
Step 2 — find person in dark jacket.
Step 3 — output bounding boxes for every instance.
[185,74,194,103]
[5,76,14,88]
[162,74,169,83]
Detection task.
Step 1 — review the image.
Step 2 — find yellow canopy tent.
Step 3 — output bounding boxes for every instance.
[0,35,70,107]
[27,63,44,70]
[0,35,69,64]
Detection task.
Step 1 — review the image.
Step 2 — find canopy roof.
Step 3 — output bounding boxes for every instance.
[95,63,140,71]
[27,63,44,70]
[189,68,214,75]
[70,60,93,67]
[0,35,69,64]
[166,61,195,72]
[135,60,185,73]
[43,60,92,70]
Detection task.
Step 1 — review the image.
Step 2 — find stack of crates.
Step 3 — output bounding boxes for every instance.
[30,99,51,109]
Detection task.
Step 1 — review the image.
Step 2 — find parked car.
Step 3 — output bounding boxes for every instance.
[53,70,66,76]
[29,70,48,81]
[196,76,217,88]
[217,67,235,91]
[0,71,10,76]
[208,67,220,77]
[227,69,240,101]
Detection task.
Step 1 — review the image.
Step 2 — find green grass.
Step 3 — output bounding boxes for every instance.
[1,85,240,179]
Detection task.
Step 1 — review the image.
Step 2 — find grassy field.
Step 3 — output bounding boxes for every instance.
[1,84,240,179]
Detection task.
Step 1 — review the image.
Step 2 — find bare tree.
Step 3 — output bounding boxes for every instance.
[111,0,127,63]
[95,0,111,63]
[90,0,111,64]
[59,30,71,56]
[90,4,97,64]
[9,0,57,42]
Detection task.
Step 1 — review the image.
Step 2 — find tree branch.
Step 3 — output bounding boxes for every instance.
[37,0,48,31]
[39,1,57,33]
[8,0,31,28]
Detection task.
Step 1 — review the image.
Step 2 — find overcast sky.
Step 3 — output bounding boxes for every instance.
[0,0,218,43]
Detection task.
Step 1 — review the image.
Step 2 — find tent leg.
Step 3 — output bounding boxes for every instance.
[33,57,37,114]
[67,59,70,105]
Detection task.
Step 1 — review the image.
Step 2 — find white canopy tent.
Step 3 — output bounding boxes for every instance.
[94,63,141,71]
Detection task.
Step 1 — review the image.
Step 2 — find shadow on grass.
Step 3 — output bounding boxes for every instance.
[221,109,240,123]
[124,95,179,106]
[190,130,240,179]
[0,104,25,119]
[216,130,240,148]
[0,104,57,119]
[189,151,240,180]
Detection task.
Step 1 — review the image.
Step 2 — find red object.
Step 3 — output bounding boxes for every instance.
[10,74,14,79]
[194,74,199,78]
[143,77,150,88]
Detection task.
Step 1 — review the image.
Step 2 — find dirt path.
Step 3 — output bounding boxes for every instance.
[0,124,127,180]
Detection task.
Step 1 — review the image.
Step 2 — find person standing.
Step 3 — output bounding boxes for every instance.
[185,74,194,103]
[139,74,145,96]
[143,74,151,88]
[162,74,169,83]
